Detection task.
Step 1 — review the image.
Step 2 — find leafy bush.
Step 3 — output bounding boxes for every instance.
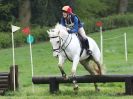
[31,26,49,42]
[84,13,133,34]
[0,26,50,48]
[0,13,133,48]
[101,13,133,30]
[0,2,18,32]
[75,0,109,18]
[0,33,11,48]
[14,32,25,47]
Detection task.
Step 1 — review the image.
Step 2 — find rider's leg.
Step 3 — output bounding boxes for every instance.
[78,27,92,55]
[78,27,87,39]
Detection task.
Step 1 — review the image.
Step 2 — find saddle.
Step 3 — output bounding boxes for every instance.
[77,33,89,56]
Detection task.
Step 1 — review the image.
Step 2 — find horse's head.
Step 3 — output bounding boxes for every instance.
[47,29,60,57]
[47,23,69,57]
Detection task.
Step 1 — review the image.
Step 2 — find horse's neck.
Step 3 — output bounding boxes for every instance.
[61,34,79,49]
[60,34,70,44]
[59,30,69,40]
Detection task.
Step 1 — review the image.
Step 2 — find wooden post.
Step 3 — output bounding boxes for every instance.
[125,77,133,95]
[15,65,19,89]
[9,65,19,90]
[49,77,59,93]
[9,66,13,90]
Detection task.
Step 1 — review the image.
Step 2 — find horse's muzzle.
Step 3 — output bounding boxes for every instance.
[53,52,59,58]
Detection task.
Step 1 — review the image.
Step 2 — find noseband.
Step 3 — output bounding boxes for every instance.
[50,34,72,53]
[49,36,61,52]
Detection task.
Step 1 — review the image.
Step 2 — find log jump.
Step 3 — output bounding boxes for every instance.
[32,75,133,95]
[0,65,19,95]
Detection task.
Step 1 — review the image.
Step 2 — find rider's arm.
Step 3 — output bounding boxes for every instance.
[60,18,66,26]
[68,16,78,33]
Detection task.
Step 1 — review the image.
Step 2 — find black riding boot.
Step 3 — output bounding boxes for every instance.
[85,39,92,55]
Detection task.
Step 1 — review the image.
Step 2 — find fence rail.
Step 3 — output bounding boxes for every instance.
[32,75,133,95]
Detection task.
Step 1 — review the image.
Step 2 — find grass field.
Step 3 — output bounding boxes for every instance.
[0,26,133,99]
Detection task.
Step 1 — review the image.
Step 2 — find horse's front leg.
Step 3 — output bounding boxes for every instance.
[58,55,67,79]
[71,56,80,92]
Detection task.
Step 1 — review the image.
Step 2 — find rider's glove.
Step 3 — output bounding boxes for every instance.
[68,30,72,34]
[66,28,70,31]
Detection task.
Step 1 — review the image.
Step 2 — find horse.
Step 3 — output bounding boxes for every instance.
[47,23,105,92]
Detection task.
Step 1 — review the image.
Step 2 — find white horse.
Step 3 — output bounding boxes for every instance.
[47,23,105,91]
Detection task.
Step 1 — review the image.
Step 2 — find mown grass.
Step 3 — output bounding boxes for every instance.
[0,26,133,99]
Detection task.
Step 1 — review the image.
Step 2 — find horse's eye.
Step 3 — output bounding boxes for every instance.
[57,41,59,43]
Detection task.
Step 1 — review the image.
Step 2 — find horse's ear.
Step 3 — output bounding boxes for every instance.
[49,29,52,32]
[47,30,51,36]
[47,30,49,33]
[55,23,59,28]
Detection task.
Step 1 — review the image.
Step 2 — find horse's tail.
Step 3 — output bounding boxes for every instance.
[89,61,106,75]
[97,63,106,75]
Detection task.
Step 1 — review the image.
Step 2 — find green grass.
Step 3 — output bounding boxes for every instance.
[0,26,133,99]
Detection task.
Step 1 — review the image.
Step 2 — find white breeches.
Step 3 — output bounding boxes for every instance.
[78,27,87,39]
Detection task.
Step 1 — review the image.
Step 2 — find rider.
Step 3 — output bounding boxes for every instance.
[60,5,92,55]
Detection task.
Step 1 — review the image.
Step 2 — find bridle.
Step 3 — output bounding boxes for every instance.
[49,34,72,53]
[49,36,61,52]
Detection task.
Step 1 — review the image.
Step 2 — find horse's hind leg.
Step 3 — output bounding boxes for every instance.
[80,59,100,91]
[91,54,104,75]
[90,52,105,91]
[91,60,103,91]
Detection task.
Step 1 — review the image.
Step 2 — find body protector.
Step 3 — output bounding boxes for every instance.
[61,14,83,33]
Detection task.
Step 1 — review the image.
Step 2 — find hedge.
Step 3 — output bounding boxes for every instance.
[0,13,133,48]
[0,26,49,49]
[84,13,133,34]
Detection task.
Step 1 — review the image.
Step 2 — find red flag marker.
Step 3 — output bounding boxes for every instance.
[96,21,103,27]
[22,27,30,35]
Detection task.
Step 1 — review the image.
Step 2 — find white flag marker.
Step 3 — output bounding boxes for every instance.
[11,25,20,33]
[11,25,20,91]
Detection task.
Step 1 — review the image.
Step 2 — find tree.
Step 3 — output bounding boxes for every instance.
[117,0,128,14]
[30,0,74,26]
[19,0,31,26]
[0,0,18,32]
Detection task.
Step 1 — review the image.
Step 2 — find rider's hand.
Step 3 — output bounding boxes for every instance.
[68,30,72,33]
[66,28,70,31]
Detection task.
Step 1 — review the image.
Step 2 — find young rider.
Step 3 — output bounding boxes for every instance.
[60,5,91,55]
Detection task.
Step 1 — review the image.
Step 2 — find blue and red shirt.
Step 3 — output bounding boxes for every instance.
[60,14,83,33]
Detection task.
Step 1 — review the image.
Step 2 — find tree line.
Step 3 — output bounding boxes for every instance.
[0,0,132,32]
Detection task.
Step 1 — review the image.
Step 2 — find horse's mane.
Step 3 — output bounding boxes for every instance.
[55,23,66,30]
[48,23,68,37]
[55,23,68,35]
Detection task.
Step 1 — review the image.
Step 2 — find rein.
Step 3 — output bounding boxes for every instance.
[60,34,72,50]
[61,35,73,62]
[50,34,72,53]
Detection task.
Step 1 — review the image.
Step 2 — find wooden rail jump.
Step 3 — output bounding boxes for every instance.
[32,75,133,95]
[0,65,19,95]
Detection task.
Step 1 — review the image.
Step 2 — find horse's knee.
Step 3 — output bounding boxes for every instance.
[71,69,76,76]
[58,64,62,68]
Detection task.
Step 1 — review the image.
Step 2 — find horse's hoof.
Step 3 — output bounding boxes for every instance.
[64,76,68,80]
[73,85,79,95]
[63,76,68,80]
[73,84,79,90]
[96,88,100,92]
[62,74,68,80]
[74,90,78,95]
